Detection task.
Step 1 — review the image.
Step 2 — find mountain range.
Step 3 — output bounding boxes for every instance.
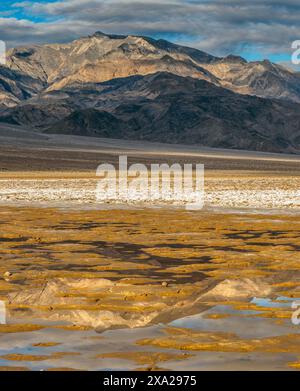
[0,31,300,153]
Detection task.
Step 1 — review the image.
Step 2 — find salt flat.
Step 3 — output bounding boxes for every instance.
[0,171,298,211]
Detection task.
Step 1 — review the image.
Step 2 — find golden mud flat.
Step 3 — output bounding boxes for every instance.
[0,206,299,370]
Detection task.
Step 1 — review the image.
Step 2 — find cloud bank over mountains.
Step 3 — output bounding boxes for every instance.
[0,0,300,62]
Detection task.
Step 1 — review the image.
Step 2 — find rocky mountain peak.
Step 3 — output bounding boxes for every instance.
[0,32,300,154]
[3,31,298,103]
[92,31,129,40]
[222,54,247,64]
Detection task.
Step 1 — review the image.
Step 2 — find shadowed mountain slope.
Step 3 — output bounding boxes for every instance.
[42,73,300,153]
[1,33,300,153]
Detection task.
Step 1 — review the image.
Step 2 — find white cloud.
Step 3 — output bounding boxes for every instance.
[0,0,298,58]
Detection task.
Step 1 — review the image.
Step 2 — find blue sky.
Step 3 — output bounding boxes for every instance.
[0,0,299,67]
[0,0,47,17]
[0,0,59,21]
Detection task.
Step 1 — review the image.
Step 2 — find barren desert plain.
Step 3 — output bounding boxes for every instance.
[0,127,299,371]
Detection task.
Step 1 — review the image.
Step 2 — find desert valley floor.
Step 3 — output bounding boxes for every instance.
[0,127,299,371]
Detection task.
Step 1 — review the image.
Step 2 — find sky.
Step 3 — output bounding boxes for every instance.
[0,0,299,65]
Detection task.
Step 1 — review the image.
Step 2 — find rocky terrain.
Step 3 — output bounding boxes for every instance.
[0,32,300,153]
[4,32,300,102]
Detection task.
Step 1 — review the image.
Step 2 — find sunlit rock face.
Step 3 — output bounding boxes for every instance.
[5,32,300,102]
[1,32,300,153]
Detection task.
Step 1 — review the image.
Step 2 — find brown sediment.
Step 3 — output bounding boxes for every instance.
[1,352,81,362]
[32,342,61,348]
[51,325,93,331]
[46,367,83,371]
[0,324,44,333]
[138,327,300,353]
[227,302,293,319]
[204,313,231,320]
[0,366,30,371]
[96,351,193,366]
[288,361,300,369]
